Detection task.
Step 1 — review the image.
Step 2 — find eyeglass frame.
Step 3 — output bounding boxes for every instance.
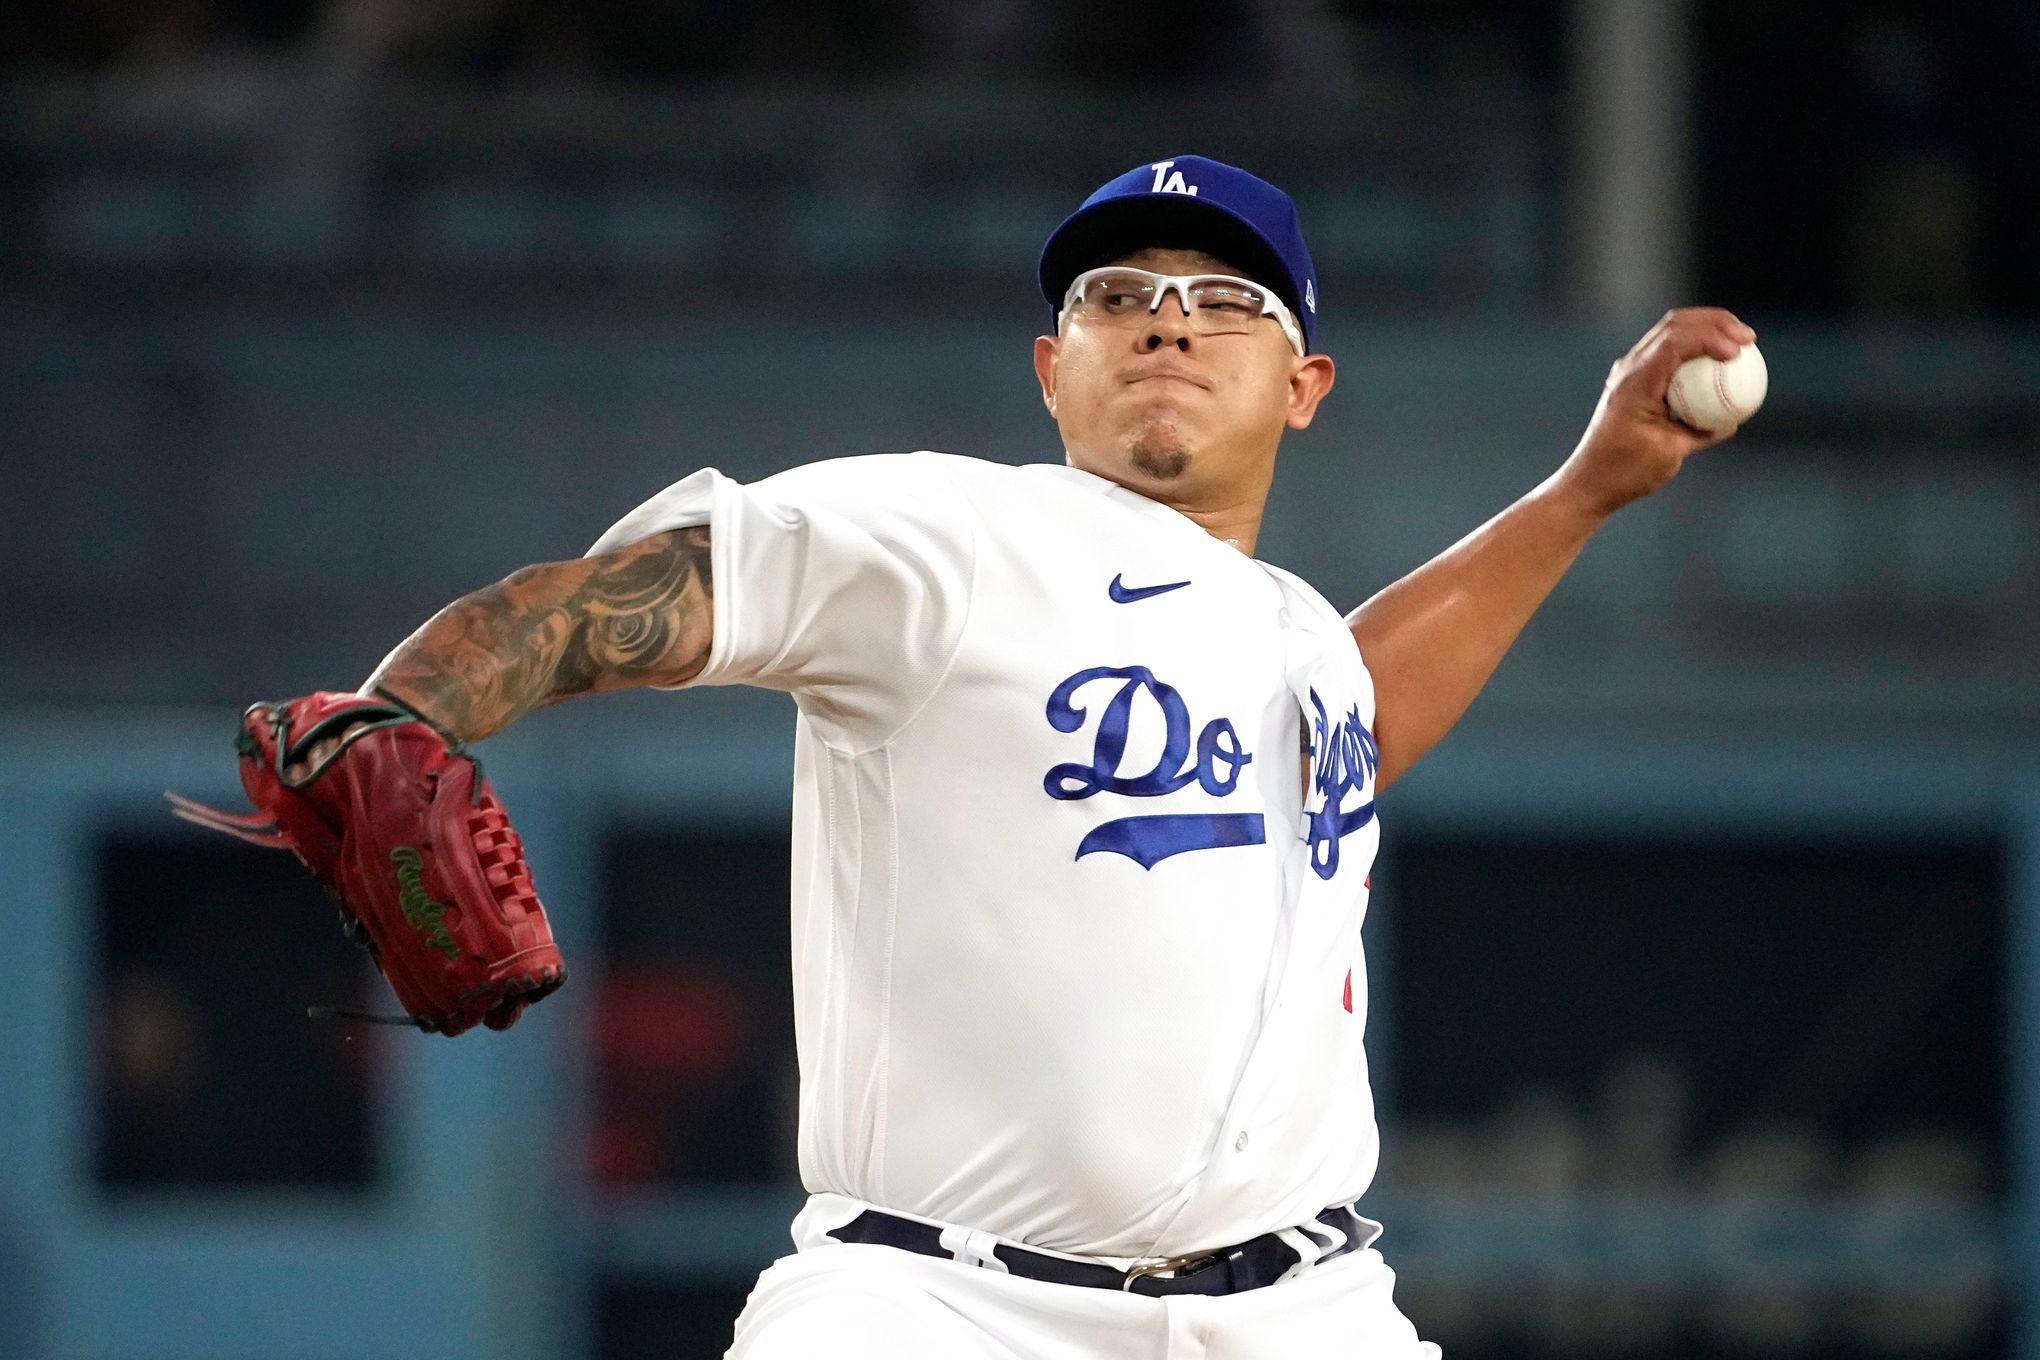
[1057,266,1307,357]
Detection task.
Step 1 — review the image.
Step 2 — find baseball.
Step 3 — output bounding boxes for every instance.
[1666,341,1767,432]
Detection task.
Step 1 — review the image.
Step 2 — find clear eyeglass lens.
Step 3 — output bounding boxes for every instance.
[1075,272,1271,335]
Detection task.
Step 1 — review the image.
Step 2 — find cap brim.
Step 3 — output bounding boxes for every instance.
[1038,195,1300,322]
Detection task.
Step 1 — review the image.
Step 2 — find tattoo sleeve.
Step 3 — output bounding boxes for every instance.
[363,527,714,742]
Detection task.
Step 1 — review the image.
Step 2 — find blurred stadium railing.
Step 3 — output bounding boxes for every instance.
[5,311,2034,734]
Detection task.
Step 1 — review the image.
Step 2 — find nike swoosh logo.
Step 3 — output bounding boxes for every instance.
[1108,574,1192,604]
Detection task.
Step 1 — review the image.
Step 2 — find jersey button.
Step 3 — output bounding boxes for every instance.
[1235,1131,1249,1152]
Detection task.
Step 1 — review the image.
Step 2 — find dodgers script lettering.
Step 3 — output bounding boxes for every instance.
[1041,668,1380,875]
[1042,665,1262,869]
[1303,688,1379,880]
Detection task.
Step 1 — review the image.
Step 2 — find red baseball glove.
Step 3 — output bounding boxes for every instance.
[168,691,566,1035]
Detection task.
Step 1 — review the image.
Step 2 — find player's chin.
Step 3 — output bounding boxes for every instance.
[1122,432,1195,482]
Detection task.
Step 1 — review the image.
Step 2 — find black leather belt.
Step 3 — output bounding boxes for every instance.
[828,1204,1370,1297]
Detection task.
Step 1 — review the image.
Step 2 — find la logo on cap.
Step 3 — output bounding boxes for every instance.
[1148,160,1200,197]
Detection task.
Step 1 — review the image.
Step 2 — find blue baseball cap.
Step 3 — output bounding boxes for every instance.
[1038,155,1320,352]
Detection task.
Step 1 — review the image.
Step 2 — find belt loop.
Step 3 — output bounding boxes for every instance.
[938,1225,1011,1273]
[1340,1205,1384,1251]
[1273,1227,1323,1285]
[1300,1214,1350,1259]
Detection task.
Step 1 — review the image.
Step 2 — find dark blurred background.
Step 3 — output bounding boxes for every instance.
[2,1,2036,1358]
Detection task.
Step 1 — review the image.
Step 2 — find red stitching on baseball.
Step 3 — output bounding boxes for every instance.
[1713,363,1736,421]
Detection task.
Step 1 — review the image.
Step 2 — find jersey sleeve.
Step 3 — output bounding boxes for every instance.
[585,453,977,745]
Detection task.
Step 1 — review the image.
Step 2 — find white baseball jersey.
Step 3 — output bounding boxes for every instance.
[589,452,1383,1260]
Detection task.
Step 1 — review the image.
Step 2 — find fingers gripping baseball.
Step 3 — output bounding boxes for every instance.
[1558,308,1757,517]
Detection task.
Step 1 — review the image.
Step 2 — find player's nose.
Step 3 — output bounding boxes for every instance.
[1142,297,1194,352]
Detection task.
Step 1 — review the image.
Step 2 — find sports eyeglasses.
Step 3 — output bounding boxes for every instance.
[1058,267,1306,356]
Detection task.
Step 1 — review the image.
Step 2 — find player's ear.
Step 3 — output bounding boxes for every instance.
[1285,353,1335,431]
[1033,334,1060,415]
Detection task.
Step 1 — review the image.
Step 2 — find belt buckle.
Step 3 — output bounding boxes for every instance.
[1120,1251,1215,1292]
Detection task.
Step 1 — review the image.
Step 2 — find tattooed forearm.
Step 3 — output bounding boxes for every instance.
[363,527,713,742]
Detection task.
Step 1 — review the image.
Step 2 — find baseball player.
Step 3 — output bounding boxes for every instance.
[203,155,1753,1356]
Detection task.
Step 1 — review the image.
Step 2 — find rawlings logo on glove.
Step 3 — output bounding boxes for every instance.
[389,847,461,958]
[167,691,566,1035]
